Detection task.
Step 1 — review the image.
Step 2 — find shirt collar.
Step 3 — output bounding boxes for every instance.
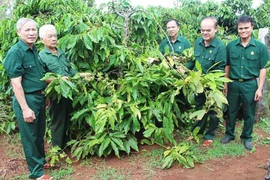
[19,39,37,51]
[43,47,63,56]
[199,36,218,47]
[235,37,256,47]
[166,35,182,43]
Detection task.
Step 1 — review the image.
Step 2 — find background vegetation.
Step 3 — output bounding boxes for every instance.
[0,0,269,168]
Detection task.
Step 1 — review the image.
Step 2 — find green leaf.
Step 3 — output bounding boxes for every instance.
[110,140,120,157]
[111,137,125,150]
[98,137,111,157]
[140,139,153,145]
[83,34,93,50]
[186,156,195,168]
[128,137,138,151]
[162,156,174,169]
[189,109,206,120]
[143,128,155,138]
[65,157,72,165]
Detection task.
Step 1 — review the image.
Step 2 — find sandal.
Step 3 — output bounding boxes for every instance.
[43,163,51,169]
[202,140,213,147]
[36,174,53,180]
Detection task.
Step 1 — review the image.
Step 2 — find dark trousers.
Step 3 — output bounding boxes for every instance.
[49,97,72,149]
[225,79,257,142]
[13,94,46,179]
[191,93,219,140]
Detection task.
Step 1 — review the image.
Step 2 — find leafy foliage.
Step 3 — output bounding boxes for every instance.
[0,0,269,169]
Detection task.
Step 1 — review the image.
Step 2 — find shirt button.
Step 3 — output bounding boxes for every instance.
[241,66,243,68]
[242,57,244,59]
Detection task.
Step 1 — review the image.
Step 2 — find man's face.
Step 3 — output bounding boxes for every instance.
[166,20,179,38]
[200,19,217,43]
[238,22,253,40]
[41,30,58,49]
[17,21,37,47]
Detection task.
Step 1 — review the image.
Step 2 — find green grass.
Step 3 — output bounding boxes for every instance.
[90,166,130,180]
[9,174,29,180]
[50,167,74,179]
[255,117,270,134]
[193,138,246,162]
[141,148,164,169]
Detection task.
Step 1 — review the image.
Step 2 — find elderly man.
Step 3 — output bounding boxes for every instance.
[221,16,269,150]
[39,24,77,151]
[189,17,226,147]
[3,18,53,180]
[159,18,191,55]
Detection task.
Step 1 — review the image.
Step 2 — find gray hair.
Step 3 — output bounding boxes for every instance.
[39,24,57,38]
[16,18,37,31]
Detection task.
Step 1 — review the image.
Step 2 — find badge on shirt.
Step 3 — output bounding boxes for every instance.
[209,50,212,54]
[251,51,254,55]
[179,46,182,49]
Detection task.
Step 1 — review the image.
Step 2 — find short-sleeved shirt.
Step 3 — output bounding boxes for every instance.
[159,35,191,54]
[39,47,76,77]
[226,37,269,79]
[3,39,47,93]
[189,36,226,74]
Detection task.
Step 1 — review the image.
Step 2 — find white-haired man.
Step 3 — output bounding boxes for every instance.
[4,18,53,180]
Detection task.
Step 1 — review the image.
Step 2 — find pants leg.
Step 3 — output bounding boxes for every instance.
[191,93,207,135]
[240,79,257,142]
[204,110,219,140]
[13,95,46,179]
[49,97,72,149]
[225,81,240,139]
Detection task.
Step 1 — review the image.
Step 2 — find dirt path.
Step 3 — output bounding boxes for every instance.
[0,134,269,180]
[70,145,269,180]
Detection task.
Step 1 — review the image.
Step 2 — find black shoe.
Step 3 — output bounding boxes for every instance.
[244,142,253,151]
[220,137,234,144]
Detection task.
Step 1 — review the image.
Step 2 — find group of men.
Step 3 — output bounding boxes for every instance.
[3,15,269,179]
[159,16,269,150]
[3,18,74,179]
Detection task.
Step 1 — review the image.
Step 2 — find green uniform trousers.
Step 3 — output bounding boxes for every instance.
[13,94,46,179]
[49,97,72,149]
[225,79,257,142]
[191,93,219,140]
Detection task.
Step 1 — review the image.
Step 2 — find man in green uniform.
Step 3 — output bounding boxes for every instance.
[221,16,269,150]
[3,18,53,180]
[39,24,76,150]
[159,19,191,113]
[189,17,226,147]
[159,18,191,55]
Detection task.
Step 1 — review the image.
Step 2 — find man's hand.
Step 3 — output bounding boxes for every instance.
[223,83,228,95]
[46,98,51,109]
[254,88,263,101]
[22,107,36,123]
[176,65,186,74]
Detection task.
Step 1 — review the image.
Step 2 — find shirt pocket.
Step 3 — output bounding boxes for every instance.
[23,63,36,74]
[202,54,215,70]
[229,52,241,66]
[246,50,259,68]
[194,52,200,61]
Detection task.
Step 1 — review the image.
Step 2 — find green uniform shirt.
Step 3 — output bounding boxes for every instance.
[3,39,47,93]
[39,47,76,76]
[190,36,226,74]
[159,35,191,54]
[226,37,269,79]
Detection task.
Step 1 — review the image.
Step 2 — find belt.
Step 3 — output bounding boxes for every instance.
[25,90,45,96]
[230,78,256,82]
